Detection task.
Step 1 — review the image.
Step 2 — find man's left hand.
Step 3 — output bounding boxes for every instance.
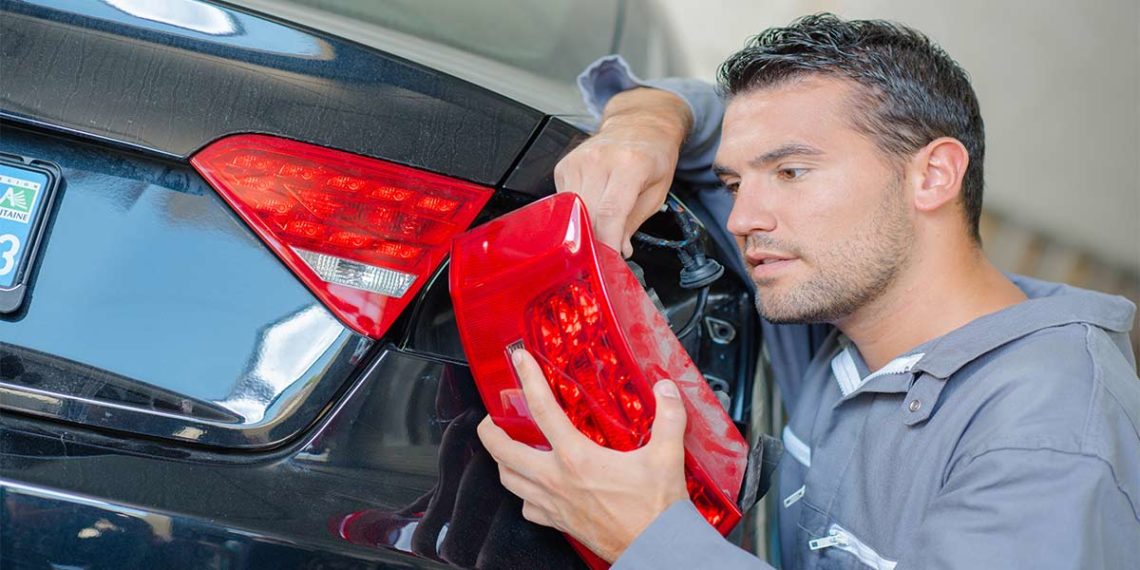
[476,349,690,562]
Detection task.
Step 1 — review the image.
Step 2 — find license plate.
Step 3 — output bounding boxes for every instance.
[0,155,61,312]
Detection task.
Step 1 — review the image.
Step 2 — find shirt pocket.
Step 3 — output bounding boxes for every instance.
[811,523,898,570]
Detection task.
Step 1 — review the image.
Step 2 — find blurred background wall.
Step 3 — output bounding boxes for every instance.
[654,0,1140,353]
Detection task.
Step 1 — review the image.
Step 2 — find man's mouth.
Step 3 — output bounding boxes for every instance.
[746,251,796,265]
[745,251,799,279]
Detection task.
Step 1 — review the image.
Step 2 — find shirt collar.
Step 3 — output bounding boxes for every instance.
[832,340,926,401]
[913,275,1134,380]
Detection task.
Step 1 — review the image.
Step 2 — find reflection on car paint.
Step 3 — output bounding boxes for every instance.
[21,0,328,56]
[330,366,584,568]
[3,350,582,567]
[224,304,346,424]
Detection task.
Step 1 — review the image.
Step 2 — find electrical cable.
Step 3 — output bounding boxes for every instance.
[632,195,724,289]
[675,286,709,340]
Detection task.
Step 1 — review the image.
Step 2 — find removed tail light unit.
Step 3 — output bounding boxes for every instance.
[450,193,748,568]
[191,134,492,339]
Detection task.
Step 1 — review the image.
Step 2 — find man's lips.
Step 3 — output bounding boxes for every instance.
[745,251,797,266]
[745,251,799,279]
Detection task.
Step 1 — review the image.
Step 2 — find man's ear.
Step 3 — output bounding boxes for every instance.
[908,137,969,212]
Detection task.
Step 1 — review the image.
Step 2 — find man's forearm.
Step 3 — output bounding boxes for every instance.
[599,87,693,150]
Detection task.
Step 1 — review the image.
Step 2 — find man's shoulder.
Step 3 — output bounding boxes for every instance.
[950,321,1139,461]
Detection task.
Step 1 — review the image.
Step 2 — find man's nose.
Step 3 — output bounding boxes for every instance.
[726,182,777,237]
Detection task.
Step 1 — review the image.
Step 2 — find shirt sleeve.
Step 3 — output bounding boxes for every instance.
[612,500,771,569]
[576,55,723,189]
[897,447,1140,569]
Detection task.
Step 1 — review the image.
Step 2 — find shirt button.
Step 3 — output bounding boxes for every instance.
[908,399,922,413]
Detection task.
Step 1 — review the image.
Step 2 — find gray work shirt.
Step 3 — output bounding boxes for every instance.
[577,56,1140,569]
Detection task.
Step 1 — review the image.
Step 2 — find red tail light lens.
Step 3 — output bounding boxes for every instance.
[191,134,492,338]
[450,193,748,568]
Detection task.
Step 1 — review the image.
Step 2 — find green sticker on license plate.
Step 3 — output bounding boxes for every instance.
[0,184,40,221]
[0,156,60,312]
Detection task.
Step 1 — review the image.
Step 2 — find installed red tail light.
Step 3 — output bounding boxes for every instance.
[450,193,748,568]
[191,134,492,339]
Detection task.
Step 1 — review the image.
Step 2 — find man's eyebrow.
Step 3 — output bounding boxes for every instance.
[712,144,825,178]
[712,164,737,177]
[749,143,824,167]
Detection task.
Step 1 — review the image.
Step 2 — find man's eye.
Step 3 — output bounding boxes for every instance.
[777,168,807,181]
[723,181,740,195]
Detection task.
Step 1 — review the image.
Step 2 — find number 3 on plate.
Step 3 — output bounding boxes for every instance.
[0,234,22,277]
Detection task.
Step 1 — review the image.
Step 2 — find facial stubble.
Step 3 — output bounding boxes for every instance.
[750,177,914,324]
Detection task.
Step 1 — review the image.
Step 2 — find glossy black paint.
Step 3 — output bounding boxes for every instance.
[2,348,581,568]
[0,0,542,185]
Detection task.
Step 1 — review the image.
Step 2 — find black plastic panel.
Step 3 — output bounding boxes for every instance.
[501,117,588,196]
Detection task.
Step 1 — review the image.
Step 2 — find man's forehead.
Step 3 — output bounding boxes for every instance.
[723,74,859,123]
[718,76,864,162]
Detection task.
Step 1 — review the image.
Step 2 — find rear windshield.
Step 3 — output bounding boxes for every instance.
[271,0,619,84]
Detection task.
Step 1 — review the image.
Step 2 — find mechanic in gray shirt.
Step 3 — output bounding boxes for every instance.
[477,14,1140,569]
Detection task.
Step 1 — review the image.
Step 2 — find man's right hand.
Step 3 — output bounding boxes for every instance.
[554,87,693,258]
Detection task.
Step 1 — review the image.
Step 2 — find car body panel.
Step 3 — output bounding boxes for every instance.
[1,348,579,568]
[1,0,542,184]
[224,0,613,122]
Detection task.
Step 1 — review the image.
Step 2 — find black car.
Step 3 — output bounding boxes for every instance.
[0,1,763,567]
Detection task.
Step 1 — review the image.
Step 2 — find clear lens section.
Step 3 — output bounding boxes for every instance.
[293,248,416,297]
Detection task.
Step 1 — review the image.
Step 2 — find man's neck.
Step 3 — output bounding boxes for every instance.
[835,246,1027,371]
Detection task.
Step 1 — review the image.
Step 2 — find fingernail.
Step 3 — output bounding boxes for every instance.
[511,349,524,366]
[655,380,679,399]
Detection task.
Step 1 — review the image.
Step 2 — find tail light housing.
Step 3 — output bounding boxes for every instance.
[191,134,492,339]
[450,193,748,568]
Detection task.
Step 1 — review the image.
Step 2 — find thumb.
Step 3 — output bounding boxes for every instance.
[647,380,687,451]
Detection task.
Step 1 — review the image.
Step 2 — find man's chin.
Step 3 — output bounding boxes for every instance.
[755,291,839,325]
[755,285,803,323]
[759,313,814,325]
[755,299,814,324]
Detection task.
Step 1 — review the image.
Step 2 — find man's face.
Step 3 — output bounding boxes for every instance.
[715,76,915,324]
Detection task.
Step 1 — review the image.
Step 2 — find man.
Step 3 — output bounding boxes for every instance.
[477,14,1140,569]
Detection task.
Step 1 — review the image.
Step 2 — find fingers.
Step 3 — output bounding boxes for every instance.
[494,458,557,529]
[591,175,642,257]
[496,464,547,507]
[552,126,678,257]
[573,167,625,256]
[593,167,653,258]
[551,87,689,259]
[477,415,546,475]
[553,158,579,199]
[521,501,552,527]
[646,380,688,455]
[479,417,559,530]
[511,350,582,445]
[623,180,672,256]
